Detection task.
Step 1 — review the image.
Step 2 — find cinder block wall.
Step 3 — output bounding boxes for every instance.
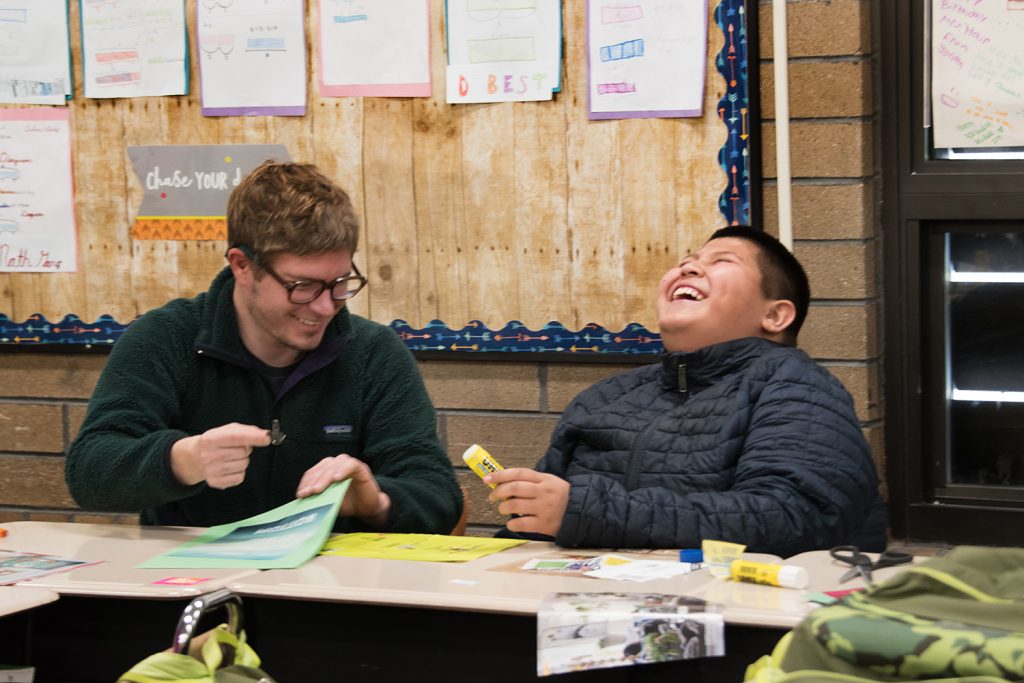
[0,354,632,533]
[759,0,883,491]
[0,352,878,534]
[0,0,882,534]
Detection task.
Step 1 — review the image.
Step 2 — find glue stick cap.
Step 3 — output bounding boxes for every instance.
[679,549,703,563]
[778,565,809,590]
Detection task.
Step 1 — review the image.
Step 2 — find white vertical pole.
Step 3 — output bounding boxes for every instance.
[772,0,794,250]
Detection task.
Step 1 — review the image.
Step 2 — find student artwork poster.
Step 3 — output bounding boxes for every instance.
[444,0,562,103]
[587,0,708,119]
[0,0,72,105]
[196,0,307,116]
[318,0,431,97]
[79,0,188,99]
[0,109,78,273]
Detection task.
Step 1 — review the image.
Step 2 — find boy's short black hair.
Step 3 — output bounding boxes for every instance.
[708,225,810,344]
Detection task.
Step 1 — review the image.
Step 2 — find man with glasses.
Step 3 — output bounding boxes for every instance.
[66,161,462,534]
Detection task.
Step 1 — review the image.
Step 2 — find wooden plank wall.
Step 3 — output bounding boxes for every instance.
[2,1,726,332]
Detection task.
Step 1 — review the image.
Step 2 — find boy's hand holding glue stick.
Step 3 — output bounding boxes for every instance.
[462,444,570,537]
[462,444,505,488]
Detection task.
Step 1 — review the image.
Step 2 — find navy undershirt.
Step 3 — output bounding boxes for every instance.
[242,347,302,397]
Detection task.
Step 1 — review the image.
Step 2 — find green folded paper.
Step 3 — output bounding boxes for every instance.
[137,481,349,569]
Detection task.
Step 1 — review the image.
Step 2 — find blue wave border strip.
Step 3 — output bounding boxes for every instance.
[0,314,126,346]
[716,0,751,226]
[392,320,662,355]
[0,314,664,355]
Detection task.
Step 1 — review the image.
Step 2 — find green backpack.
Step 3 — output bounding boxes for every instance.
[118,624,276,683]
[746,546,1024,683]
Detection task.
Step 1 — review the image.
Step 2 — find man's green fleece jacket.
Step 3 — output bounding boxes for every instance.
[66,268,462,534]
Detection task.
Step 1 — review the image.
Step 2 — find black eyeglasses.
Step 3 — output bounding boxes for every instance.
[262,260,367,304]
[234,245,368,304]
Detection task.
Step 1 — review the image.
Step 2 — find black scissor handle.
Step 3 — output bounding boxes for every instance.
[830,545,871,567]
[874,548,913,569]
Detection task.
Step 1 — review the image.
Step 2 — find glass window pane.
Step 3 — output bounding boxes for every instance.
[949,232,1024,273]
[950,402,1024,486]
[946,231,1024,488]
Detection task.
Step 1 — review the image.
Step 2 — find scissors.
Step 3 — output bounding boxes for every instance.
[830,546,913,586]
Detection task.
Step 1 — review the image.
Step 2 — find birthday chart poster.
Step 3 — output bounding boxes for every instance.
[932,0,1024,148]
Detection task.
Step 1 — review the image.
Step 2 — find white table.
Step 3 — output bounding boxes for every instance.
[0,521,261,681]
[230,543,780,613]
[0,585,58,617]
[1,521,259,598]
[689,549,921,629]
[0,522,923,683]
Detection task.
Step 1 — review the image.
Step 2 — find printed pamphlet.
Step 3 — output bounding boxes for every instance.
[537,592,725,676]
[0,550,99,585]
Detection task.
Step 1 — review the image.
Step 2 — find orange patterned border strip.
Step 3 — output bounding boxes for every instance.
[132,217,227,241]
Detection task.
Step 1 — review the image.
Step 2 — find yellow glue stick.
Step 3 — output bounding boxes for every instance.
[462,444,505,488]
[730,559,809,589]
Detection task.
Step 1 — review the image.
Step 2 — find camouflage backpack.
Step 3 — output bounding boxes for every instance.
[746,546,1024,683]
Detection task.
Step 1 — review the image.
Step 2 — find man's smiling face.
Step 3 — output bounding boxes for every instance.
[234,249,352,366]
[656,237,776,353]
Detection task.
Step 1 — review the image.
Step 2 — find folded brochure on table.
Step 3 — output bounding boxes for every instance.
[137,481,348,569]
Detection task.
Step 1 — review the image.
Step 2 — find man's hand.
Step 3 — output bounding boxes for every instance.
[485,468,570,537]
[170,423,271,489]
[296,454,391,527]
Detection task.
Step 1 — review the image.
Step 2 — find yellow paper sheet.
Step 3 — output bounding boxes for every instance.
[319,533,525,562]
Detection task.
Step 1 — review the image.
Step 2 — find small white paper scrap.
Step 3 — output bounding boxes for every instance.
[587,559,693,583]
